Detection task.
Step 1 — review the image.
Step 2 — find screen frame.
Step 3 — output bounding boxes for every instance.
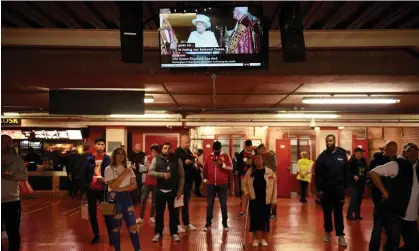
[158,4,268,70]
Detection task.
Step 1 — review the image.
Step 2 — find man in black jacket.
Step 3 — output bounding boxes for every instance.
[315,134,348,247]
[368,141,397,251]
[370,143,419,251]
[346,147,368,220]
[174,135,197,232]
[129,143,146,205]
[236,140,256,216]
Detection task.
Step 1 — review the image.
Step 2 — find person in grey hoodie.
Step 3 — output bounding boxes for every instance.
[1,134,28,251]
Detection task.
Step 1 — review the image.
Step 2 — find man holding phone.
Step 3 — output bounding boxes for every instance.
[148,142,185,242]
[203,141,233,232]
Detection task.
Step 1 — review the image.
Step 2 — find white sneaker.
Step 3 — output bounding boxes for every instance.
[152,234,161,242]
[184,224,196,231]
[178,225,186,233]
[136,218,144,224]
[338,236,347,247]
[1,231,8,240]
[324,232,331,242]
[149,217,155,224]
[261,239,268,247]
[172,234,181,242]
[252,239,260,247]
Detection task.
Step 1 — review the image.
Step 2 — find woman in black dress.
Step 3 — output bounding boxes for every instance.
[243,153,277,247]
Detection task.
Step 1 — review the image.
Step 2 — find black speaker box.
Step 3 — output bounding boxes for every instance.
[120,2,143,63]
[279,2,306,63]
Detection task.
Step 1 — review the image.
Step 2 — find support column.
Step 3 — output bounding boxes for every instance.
[105,127,128,155]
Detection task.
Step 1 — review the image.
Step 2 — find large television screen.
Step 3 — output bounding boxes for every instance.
[159,6,266,68]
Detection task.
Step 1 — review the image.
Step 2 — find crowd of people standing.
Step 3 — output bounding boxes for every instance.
[2,132,419,251]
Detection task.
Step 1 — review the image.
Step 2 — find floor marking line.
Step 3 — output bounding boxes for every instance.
[23,201,60,215]
[62,207,80,215]
[68,210,81,217]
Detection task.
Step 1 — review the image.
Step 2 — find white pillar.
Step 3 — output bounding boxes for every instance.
[105,128,128,155]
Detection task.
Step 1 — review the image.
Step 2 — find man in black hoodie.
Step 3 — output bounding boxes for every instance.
[367,141,397,251]
[315,134,348,247]
[346,147,368,220]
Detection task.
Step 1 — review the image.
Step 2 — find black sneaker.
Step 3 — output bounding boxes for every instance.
[346,216,356,220]
[355,216,363,220]
[91,235,100,244]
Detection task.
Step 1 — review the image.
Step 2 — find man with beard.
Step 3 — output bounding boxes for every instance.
[149,142,184,242]
[370,143,419,251]
[159,8,178,55]
[368,141,398,251]
[227,7,262,54]
[81,137,112,245]
[315,134,348,247]
[175,135,197,232]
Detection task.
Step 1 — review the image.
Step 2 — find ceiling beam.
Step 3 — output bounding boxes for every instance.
[323,2,361,30]
[373,2,417,29]
[65,2,107,29]
[302,1,323,29]
[34,2,82,29]
[1,11,31,28]
[347,2,392,29]
[3,28,419,49]
[91,2,120,28]
[9,2,56,28]
[399,16,419,29]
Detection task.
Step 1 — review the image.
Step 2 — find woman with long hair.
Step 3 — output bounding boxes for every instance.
[104,146,140,251]
[243,152,277,247]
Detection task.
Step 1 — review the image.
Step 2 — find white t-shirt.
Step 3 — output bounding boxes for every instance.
[104,165,136,192]
[371,159,419,221]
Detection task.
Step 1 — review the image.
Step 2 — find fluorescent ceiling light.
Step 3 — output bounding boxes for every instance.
[144,96,155,103]
[276,113,339,119]
[302,97,400,104]
[3,112,20,116]
[109,114,170,118]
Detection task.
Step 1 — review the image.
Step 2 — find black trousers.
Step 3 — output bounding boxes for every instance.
[206,184,228,225]
[68,178,81,197]
[86,189,112,239]
[176,182,193,226]
[347,184,365,218]
[395,218,419,251]
[194,170,202,195]
[130,176,143,206]
[321,186,345,236]
[300,181,309,201]
[155,190,178,236]
[1,201,21,251]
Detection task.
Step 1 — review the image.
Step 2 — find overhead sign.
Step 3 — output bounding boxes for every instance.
[21,130,83,140]
[1,118,21,126]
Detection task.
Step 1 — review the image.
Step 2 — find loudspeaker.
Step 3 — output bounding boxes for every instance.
[279,2,305,63]
[120,2,143,63]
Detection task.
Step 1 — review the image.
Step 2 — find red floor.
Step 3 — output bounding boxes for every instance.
[7,196,376,251]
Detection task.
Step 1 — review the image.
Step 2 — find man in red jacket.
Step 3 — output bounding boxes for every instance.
[202,141,233,232]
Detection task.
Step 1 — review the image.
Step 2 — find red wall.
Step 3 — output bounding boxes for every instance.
[128,127,189,152]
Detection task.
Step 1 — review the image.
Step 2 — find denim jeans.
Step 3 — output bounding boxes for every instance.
[139,184,156,219]
[206,184,228,225]
[347,185,365,218]
[111,192,140,251]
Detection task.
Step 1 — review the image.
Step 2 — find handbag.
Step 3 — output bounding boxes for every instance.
[19,181,34,194]
[99,168,118,216]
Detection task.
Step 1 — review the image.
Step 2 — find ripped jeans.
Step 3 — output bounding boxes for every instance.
[111,192,141,251]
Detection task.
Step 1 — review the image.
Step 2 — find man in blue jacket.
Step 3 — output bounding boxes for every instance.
[81,137,112,245]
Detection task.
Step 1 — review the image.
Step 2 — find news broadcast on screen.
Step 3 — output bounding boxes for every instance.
[159,6,265,68]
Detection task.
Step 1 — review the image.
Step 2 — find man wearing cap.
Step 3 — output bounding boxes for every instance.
[237,140,256,217]
[227,7,262,54]
[159,8,178,55]
[367,141,398,251]
[202,141,233,232]
[347,147,368,220]
[370,143,419,251]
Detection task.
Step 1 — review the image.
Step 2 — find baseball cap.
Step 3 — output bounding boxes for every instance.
[403,143,418,152]
[354,147,365,153]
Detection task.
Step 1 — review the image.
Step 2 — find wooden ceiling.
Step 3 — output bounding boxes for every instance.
[1,1,419,115]
[2,1,419,30]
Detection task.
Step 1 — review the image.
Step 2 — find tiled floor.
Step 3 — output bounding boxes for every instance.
[6,196,377,251]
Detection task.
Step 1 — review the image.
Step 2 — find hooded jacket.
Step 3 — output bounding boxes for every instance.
[315,147,349,192]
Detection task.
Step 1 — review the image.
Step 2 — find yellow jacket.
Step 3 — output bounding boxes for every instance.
[297,158,313,183]
[242,167,277,204]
